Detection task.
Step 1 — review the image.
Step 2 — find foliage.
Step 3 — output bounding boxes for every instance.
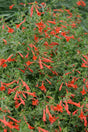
[0,0,88,132]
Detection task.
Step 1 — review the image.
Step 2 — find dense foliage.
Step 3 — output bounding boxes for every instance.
[0,0,88,132]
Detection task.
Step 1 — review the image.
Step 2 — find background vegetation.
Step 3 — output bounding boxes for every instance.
[0,0,88,132]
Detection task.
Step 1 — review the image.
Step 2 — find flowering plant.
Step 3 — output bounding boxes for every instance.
[0,0,88,132]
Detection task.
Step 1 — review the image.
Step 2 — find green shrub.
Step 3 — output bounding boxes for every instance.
[0,1,88,132]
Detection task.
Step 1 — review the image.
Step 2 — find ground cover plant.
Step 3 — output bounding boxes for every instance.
[0,0,88,132]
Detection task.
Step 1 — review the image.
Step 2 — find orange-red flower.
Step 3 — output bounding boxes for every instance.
[43,109,46,122]
[80,86,86,95]
[39,81,46,92]
[79,109,87,127]
[77,1,86,7]
[9,4,15,10]
[32,98,39,106]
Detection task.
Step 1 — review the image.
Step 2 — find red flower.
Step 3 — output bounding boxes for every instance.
[59,82,63,91]
[9,4,15,9]
[16,18,26,29]
[4,129,7,132]
[0,116,14,129]
[42,63,52,69]
[18,95,25,105]
[46,79,51,85]
[18,52,24,58]
[48,113,59,124]
[34,35,39,42]
[42,57,54,63]
[31,50,37,60]
[25,53,29,58]
[65,72,72,75]
[77,1,86,7]
[80,0,86,7]
[26,61,33,66]
[7,116,21,123]
[33,55,37,60]
[81,63,88,68]
[52,100,63,113]
[28,67,33,72]
[81,55,88,67]
[79,109,84,120]
[79,109,87,127]
[67,78,78,89]
[4,80,16,87]
[77,1,81,6]
[30,5,34,17]
[43,109,46,122]
[23,116,34,129]
[7,27,14,33]
[32,98,39,106]
[39,57,43,69]
[6,54,15,62]
[63,100,71,115]
[24,91,36,97]
[72,109,78,116]
[27,124,34,129]
[47,20,56,24]
[35,7,41,16]
[39,81,46,92]
[83,116,87,127]
[67,99,80,107]
[2,39,7,45]
[0,59,6,66]
[65,35,70,42]
[58,121,62,132]
[38,127,48,132]
[46,105,59,124]
[55,27,61,33]
[21,79,30,91]
[2,63,7,68]
[46,105,50,114]
[80,86,86,95]
[0,82,5,91]
[2,24,4,30]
